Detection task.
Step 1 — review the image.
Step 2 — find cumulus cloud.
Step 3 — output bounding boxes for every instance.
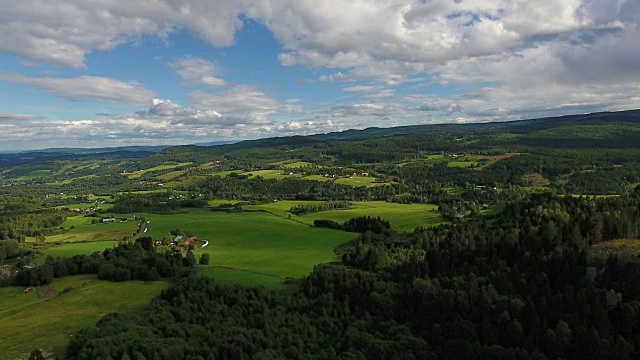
[170,56,227,88]
[0,0,247,69]
[189,84,304,125]
[0,72,157,104]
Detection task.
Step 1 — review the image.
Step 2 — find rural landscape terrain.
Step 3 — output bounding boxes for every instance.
[1,110,640,358]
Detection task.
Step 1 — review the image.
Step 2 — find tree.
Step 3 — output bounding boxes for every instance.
[184,250,196,267]
[36,234,46,247]
[0,240,20,265]
[199,253,210,265]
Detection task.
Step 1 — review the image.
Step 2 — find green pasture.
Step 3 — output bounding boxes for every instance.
[127,162,192,179]
[207,199,242,207]
[0,275,167,359]
[33,241,119,265]
[244,200,444,232]
[13,170,53,180]
[25,220,137,243]
[592,239,640,256]
[282,161,315,168]
[447,161,479,168]
[156,170,186,181]
[139,209,356,287]
[334,176,378,186]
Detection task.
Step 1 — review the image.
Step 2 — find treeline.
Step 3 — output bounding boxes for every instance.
[314,215,392,234]
[67,191,640,359]
[194,176,399,202]
[0,208,72,240]
[289,201,353,215]
[5,238,194,287]
[111,194,207,214]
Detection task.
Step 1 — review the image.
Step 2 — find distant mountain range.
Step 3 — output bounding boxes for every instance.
[1,109,639,166]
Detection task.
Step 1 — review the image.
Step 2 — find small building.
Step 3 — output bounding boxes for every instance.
[173,235,184,243]
[102,218,116,223]
[175,246,185,253]
[361,172,369,177]
[482,203,491,209]
[184,237,198,245]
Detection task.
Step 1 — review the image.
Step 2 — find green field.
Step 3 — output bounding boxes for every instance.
[282,161,315,168]
[334,176,378,186]
[13,170,53,180]
[0,275,167,359]
[156,170,186,181]
[33,241,119,265]
[126,162,192,179]
[447,161,479,168]
[26,220,136,243]
[592,239,640,256]
[140,209,356,287]
[244,201,444,232]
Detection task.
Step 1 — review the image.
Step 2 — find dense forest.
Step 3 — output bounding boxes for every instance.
[66,192,640,359]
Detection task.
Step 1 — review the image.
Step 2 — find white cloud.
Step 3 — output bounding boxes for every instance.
[0,72,157,104]
[0,0,247,69]
[189,84,304,125]
[342,85,379,92]
[170,56,227,88]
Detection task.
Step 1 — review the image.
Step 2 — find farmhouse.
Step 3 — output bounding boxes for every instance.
[184,237,198,245]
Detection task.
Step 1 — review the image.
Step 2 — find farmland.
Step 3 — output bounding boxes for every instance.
[0,275,167,359]
[140,209,356,287]
[33,241,119,265]
[25,216,136,243]
[244,200,445,232]
[124,162,192,179]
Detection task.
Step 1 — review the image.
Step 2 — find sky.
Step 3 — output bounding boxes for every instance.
[0,0,639,150]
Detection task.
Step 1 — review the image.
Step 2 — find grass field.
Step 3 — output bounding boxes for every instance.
[244,201,444,232]
[33,241,119,265]
[156,170,186,181]
[125,162,192,179]
[139,209,356,287]
[25,220,136,243]
[592,239,640,256]
[334,176,378,186]
[282,161,315,168]
[0,275,167,359]
[447,161,479,168]
[13,170,53,180]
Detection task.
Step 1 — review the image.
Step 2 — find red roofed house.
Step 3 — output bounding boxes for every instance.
[184,237,198,245]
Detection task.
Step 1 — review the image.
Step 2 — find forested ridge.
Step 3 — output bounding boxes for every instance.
[66,192,640,359]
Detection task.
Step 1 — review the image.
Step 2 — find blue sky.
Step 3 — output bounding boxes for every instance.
[0,0,638,150]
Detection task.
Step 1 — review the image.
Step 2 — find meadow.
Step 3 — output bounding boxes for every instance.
[592,239,640,256]
[125,162,192,179]
[25,217,136,243]
[33,241,119,265]
[244,200,444,232]
[140,209,356,287]
[0,275,167,359]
